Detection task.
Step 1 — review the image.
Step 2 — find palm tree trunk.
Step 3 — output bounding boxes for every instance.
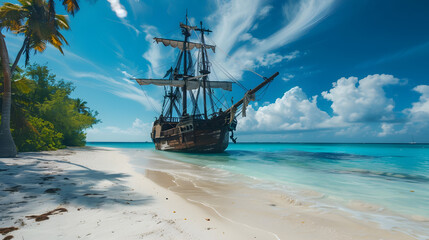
[0,29,17,157]
[10,37,28,74]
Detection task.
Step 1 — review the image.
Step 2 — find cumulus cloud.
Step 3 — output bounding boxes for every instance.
[237,74,424,141]
[398,84,429,137]
[107,0,127,18]
[238,86,330,132]
[406,85,429,122]
[378,123,395,137]
[322,74,399,123]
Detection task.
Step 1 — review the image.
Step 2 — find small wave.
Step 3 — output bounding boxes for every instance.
[288,151,374,160]
[335,169,429,183]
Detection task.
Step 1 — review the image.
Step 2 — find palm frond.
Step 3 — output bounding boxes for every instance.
[62,0,79,15]
[0,3,26,31]
[55,14,69,30]
[1,0,71,64]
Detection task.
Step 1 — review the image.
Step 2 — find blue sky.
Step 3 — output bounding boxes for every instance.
[3,0,429,143]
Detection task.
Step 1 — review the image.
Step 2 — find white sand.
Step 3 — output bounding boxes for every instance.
[0,147,424,239]
[0,147,274,239]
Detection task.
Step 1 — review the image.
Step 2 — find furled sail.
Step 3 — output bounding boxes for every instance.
[154,38,216,53]
[135,78,232,91]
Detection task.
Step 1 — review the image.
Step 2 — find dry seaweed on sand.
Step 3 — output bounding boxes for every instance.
[0,227,18,235]
[25,208,68,222]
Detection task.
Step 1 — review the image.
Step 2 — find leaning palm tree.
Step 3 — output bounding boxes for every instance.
[0,0,71,157]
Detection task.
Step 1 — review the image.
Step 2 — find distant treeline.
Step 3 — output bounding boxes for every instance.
[0,63,99,151]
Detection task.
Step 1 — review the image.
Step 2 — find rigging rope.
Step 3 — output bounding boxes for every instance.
[204,36,268,81]
[210,59,248,91]
[139,85,161,115]
[185,23,249,92]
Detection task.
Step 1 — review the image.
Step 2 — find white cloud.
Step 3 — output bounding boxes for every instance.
[207,0,334,80]
[141,25,173,78]
[121,70,133,78]
[282,74,295,82]
[378,123,395,137]
[120,19,140,35]
[322,74,399,123]
[257,5,273,19]
[236,74,429,141]
[399,85,429,137]
[256,51,299,67]
[406,85,429,122]
[87,118,152,141]
[70,71,161,111]
[238,86,330,132]
[107,0,128,18]
[238,33,253,42]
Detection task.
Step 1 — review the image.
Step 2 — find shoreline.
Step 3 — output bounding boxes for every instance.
[1,147,427,239]
[128,149,427,240]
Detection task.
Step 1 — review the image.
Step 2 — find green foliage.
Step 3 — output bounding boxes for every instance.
[38,89,96,146]
[0,63,99,151]
[12,116,64,151]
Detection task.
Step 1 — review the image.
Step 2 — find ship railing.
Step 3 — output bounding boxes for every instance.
[160,114,208,123]
[160,116,180,123]
[192,114,205,120]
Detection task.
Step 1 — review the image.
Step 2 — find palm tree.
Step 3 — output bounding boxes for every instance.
[75,98,89,114]
[0,0,72,157]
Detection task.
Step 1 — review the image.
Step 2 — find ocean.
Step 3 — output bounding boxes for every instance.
[87,142,429,238]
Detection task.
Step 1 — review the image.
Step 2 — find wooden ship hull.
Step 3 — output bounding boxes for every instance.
[151,114,233,153]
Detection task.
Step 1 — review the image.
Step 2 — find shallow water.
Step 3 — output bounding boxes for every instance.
[88,142,429,237]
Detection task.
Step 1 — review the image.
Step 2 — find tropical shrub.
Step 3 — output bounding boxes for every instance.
[0,63,99,151]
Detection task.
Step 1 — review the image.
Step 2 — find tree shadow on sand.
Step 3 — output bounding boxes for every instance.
[0,150,153,222]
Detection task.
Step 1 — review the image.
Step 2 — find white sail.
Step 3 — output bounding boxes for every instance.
[135,78,232,91]
[136,79,185,87]
[154,38,216,53]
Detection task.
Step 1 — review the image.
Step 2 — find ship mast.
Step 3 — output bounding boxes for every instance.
[196,21,212,119]
[182,12,190,116]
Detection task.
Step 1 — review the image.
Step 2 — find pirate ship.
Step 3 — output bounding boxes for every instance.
[134,16,278,153]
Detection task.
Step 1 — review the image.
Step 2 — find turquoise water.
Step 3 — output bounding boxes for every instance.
[87,142,429,219]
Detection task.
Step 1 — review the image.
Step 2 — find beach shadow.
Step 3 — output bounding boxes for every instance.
[0,152,152,222]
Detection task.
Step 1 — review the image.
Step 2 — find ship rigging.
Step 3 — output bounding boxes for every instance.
[133,15,279,152]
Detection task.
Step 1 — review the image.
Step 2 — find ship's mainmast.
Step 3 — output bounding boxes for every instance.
[181,14,190,116]
[196,22,212,119]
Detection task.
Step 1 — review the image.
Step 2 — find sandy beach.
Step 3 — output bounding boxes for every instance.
[0,147,425,239]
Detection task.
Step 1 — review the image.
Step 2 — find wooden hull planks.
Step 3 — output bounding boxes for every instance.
[151,115,231,153]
